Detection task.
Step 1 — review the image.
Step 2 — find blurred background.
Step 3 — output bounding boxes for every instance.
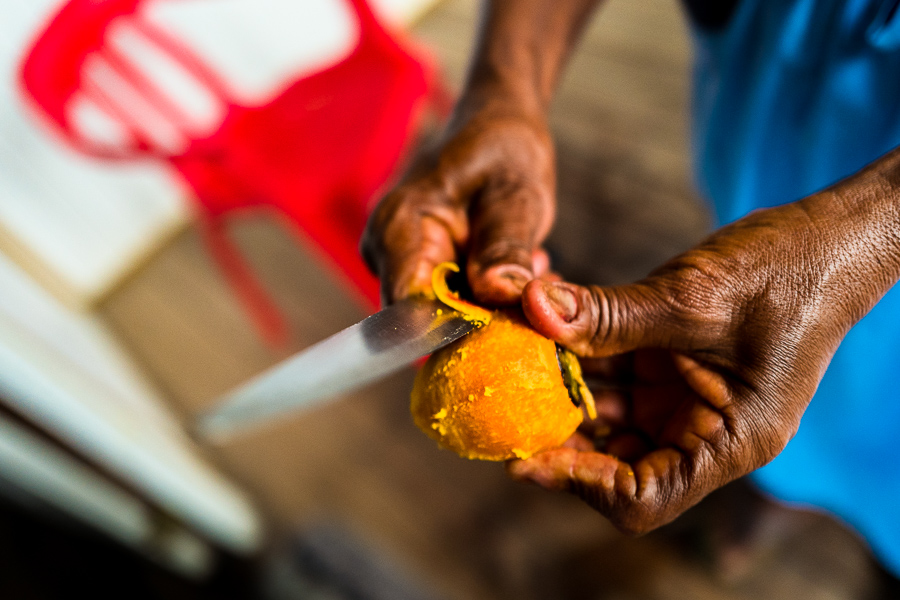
[0,0,892,598]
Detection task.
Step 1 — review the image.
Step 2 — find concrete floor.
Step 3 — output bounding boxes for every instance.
[97,1,892,599]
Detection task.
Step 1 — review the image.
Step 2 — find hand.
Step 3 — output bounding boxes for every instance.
[361,0,608,305]
[507,189,900,534]
[360,96,555,306]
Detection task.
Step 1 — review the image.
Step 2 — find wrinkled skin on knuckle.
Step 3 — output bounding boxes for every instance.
[652,249,750,334]
[471,173,554,234]
[602,479,691,536]
[438,111,554,189]
[468,235,537,292]
[642,447,749,534]
[567,477,657,536]
[607,506,659,536]
[624,485,678,535]
[570,285,614,357]
[576,455,704,536]
[730,385,804,473]
[688,431,746,498]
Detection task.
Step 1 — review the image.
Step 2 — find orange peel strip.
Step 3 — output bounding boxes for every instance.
[431,262,493,324]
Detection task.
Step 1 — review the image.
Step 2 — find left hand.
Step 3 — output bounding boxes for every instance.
[506,187,900,534]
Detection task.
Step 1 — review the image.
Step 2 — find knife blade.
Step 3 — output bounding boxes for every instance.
[197,297,478,441]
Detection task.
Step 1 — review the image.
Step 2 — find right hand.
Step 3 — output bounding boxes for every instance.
[361,97,556,306]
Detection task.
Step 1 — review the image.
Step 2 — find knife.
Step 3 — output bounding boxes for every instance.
[197,297,479,441]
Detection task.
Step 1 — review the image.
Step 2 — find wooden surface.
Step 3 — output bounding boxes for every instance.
[98,1,890,599]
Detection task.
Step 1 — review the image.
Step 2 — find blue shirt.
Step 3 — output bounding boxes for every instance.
[692,0,900,575]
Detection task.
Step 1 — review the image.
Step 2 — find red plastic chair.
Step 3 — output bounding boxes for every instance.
[19,0,451,346]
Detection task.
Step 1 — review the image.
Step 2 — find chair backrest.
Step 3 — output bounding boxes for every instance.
[20,0,139,139]
[19,0,445,342]
[18,0,402,159]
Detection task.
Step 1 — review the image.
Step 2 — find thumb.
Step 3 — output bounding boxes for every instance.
[466,180,555,306]
[521,279,702,357]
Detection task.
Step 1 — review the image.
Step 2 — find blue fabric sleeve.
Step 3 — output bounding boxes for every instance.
[690,0,900,575]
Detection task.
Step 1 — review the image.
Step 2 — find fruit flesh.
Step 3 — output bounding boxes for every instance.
[410,309,585,461]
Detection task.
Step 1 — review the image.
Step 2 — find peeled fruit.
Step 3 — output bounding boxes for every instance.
[410,263,594,461]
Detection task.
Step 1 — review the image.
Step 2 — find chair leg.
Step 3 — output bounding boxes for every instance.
[283,208,381,312]
[198,215,290,349]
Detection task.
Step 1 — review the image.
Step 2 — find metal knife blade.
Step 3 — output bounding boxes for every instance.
[197,297,478,441]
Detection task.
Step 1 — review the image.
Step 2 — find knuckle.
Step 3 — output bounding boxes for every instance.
[472,237,533,269]
[735,399,798,470]
[568,466,663,535]
[460,120,554,182]
[478,175,553,220]
[656,256,725,314]
[648,261,737,346]
[377,185,446,236]
[585,285,615,351]
[609,506,657,536]
[584,284,659,353]
[361,179,456,274]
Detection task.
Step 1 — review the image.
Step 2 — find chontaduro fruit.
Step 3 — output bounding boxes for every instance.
[410,263,595,461]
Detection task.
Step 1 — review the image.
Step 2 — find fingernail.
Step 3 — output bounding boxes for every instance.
[494,265,531,291]
[543,282,578,321]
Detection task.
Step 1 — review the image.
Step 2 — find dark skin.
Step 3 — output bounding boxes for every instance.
[361,0,900,534]
[362,0,600,304]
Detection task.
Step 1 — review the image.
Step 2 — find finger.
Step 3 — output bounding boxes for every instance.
[538,271,563,284]
[361,184,467,304]
[671,353,733,414]
[506,446,623,494]
[507,447,648,532]
[509,446,711,534]
[562,431,596,452]
[521,279,711,358]
[466,179,555,305]
[532,248,551,278]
